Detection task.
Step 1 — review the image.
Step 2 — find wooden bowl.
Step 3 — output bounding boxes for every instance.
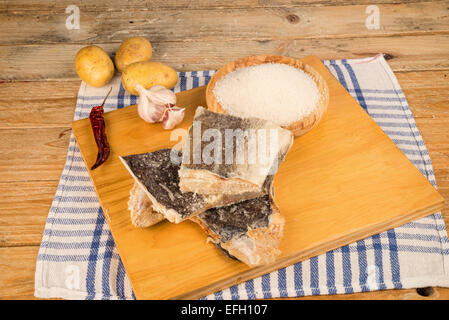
[205,55,329,137]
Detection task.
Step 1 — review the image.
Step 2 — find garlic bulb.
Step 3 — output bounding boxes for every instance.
[147,85,176,106]
[135,84,185,129]
[137,93,165,123]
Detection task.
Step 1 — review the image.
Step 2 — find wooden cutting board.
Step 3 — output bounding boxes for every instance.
[72,55,444,299]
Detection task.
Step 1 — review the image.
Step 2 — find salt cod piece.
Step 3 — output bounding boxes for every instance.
[179,107,293,197]
[191,195,285,267]
[120,149,257,224]
[128,181,165,228]
[122,148,284,265]
[120,149,212,223]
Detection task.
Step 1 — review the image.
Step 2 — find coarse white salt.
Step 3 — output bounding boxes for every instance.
[213,63,320,126]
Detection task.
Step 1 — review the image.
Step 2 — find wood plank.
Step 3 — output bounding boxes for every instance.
[1,245,449,300]
[0,246,39,299]
[396,70,449,90]
[0,127,70,182]
[0,181,57,247]
[415,117,449,224]
[1,71,447,130]
[1,0,433,11]
[415,118,449,170]
[0,80,79,128]
[0,80,80,100]
[0,2,448,45]
[1,35,449,81]
[397,71,449,118]
[0,98,76,129]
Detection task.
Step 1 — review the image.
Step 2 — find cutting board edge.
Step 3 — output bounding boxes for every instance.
[168,198,445,300]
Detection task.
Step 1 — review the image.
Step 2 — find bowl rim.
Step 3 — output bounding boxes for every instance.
[205,54,330,137]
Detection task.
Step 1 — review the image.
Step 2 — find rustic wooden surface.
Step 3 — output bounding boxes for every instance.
[0,0,448,300]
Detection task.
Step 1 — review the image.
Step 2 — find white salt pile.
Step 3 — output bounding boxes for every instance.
[213,63,320,127]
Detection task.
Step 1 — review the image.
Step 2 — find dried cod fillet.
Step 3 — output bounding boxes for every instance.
[128,182,164,228]
[179,107,293,197]
[120,149,256,223]
[122,149,284,265]
[191,195,285,267]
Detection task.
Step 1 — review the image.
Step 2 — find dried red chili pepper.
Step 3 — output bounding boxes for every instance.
[89,88,112,170]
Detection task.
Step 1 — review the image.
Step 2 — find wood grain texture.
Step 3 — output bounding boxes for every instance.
[71,56,444,299]
[415,118,449,224]
[0,0,448,301]
[397,71,449,118]
[0,80,80,100]
[2,35,449,81]
[0,127,69,182]
[0,181,57,247]
[1,0,434,11]
[0,100,75,129]
[1,2,448,45]
[0,246,39,299]
[0,81,79,128]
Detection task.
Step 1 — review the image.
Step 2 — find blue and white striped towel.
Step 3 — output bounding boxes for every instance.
[35,55,449,300]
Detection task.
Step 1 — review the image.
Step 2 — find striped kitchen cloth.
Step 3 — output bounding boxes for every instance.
[35,54,449,300]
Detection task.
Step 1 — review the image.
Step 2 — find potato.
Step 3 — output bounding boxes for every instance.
[75,45,114,87]
[115,37,152,73]
[122,61,178,95]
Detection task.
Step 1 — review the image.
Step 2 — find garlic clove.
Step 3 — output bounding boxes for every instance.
[136,84,164,123]
[161,106,185,130]
[137,94,165,123]
[148,85,177,106]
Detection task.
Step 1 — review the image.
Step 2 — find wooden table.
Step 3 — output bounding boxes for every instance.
[0,0,448,300]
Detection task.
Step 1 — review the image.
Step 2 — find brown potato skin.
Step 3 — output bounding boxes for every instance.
[75,46,115,87]
[115,37,152,73]
[122,61,179,95]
